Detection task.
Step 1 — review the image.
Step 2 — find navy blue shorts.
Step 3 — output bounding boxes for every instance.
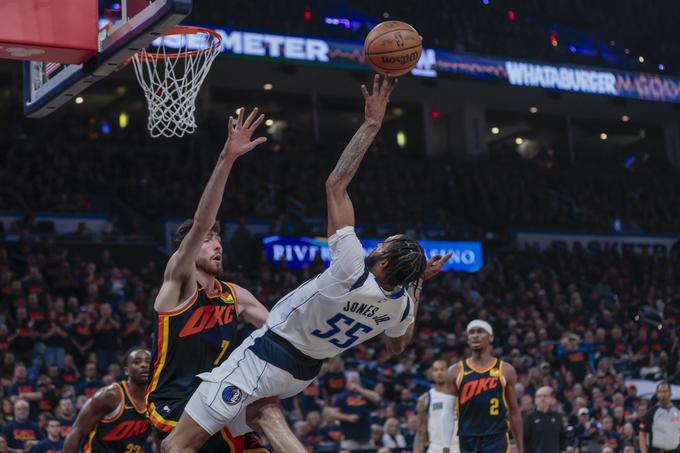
[459,433,509,453]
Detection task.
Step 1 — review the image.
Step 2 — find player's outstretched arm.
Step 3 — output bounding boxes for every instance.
[63,384,121,453]
[325,75,396,236]
[156,108,266,312]
[232,284,268,328]
[503,363,524,453]
[413,393,429,453]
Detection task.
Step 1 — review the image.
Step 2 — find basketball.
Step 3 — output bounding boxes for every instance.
[364,21,423,77]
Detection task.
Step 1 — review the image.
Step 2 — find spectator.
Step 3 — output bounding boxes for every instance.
[30,417,62,453]
[92,304,120,372]
[74,363,101,399]
[370,425,384,449]
[294,421,312,452]
[68,312,93,367]
[560,334,591,384]
[58,357,78,389]
[601,415,623,451]
[0,434,8,453]
[640,382,680,453]
[40,311,68,370]
[321,357,346,401]
[2,400,43,452]
[6,365,41,419]
[332,373,380,451]
[381,417,406,449]
[119,302,144,351]
[54,399,75,439]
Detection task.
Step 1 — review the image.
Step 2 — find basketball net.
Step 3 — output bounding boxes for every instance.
[130,26,221,138]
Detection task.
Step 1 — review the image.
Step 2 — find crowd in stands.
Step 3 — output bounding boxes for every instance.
[192,0,680,75]
[0,214,679,452]
[2,111,680,240]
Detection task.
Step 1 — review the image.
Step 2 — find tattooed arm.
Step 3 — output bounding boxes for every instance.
[325,75,397,236]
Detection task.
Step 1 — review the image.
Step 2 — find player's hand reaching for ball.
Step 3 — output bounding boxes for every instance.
[221,107,267,159]
[361,74,397,128]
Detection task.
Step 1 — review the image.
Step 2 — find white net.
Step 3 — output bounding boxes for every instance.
[131,27,221,138]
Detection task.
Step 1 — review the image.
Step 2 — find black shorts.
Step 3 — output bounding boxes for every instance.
[459,433,509,453]
[649,448,680,453]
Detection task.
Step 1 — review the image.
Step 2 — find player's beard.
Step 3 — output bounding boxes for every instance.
[196,257,223,276]
[365,250,382,268]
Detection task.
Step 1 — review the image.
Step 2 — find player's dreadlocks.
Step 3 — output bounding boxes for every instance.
[375,234,426,287]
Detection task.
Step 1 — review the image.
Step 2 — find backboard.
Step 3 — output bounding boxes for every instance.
[17,0,192,118]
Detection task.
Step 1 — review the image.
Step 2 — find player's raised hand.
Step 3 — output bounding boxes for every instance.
[424,251,453,280]
[361,74,398,127]
[221,107,267,159]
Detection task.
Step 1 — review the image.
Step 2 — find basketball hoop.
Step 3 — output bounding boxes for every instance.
[130,25,222,138]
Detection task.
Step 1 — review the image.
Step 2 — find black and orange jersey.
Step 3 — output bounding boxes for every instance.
[84,381,150,453]
[456,358,509,437]
[146,278,239,433]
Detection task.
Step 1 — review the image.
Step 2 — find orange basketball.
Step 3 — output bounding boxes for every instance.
[364,21,423,77]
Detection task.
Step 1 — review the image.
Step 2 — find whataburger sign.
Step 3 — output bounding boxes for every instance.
[156,26,680,103]
[516,231,678,256]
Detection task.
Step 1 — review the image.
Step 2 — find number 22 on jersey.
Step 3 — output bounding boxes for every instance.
[311,313,373,348]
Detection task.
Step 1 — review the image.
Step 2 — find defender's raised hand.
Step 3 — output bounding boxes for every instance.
[222,107,267,158]
[361,74,398,127]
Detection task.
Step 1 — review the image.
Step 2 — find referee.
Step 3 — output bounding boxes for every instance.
[523,386,566,453]
[640,382,680,453]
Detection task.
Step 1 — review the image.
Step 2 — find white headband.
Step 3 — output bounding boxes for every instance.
[467,320,493,336]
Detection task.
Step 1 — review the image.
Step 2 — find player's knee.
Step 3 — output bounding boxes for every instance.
[248,397,284,427]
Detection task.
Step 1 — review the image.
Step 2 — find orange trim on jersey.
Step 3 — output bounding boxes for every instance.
[122,381,147,415]
[505,432,510,453]
[148,402,176,432]
[158,290,200,317]
[83,425,97,453]
[223,281,239,318]
[101,383,125,423]
[465,357,498,374]
[245,449,270,453]
[500,362,510,431]
[146,315,170,405]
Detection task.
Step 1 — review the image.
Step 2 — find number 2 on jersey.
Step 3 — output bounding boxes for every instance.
[490,397,499,415]
[311,313,373,348]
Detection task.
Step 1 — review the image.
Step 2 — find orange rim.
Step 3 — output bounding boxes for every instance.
[132,25,222,62]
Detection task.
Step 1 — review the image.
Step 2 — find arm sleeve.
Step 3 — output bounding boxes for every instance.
[640,406,655,433]
[384,297,415,338]
[328,227,365,280]
[316,227,366,296]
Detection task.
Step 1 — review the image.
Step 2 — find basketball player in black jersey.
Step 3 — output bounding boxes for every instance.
[63,348,151,453]
[148,107,295,453]
[442,320,523,453]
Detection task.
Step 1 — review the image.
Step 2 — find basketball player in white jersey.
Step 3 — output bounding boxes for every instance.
[415,360,460,453]
[162,75,452,453]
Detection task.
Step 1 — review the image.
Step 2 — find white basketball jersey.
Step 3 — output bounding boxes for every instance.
[265,227,415,360]
[427,388,457,452]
